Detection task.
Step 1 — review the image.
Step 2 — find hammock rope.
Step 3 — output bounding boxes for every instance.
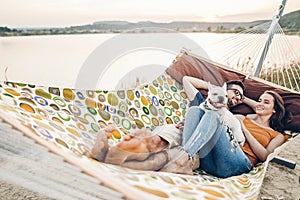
[194,19,300,92]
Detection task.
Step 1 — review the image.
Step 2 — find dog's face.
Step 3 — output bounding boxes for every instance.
[206,82,228,110]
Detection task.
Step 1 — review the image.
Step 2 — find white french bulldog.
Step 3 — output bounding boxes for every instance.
[199,82,245,146]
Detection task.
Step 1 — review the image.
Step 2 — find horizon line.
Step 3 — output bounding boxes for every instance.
[3,18,271,29]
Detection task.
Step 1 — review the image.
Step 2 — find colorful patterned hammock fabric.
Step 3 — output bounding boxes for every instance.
[0,53,298,199]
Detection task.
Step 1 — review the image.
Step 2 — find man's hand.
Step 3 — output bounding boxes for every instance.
[242,96,257,111]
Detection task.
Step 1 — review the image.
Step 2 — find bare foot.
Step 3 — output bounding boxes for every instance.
[159,147,193,175]
[89,126,114,161]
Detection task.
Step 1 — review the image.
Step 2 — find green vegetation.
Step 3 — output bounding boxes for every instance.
[279,10,300,35]
[1,10,299,37]
[260,62,300,91]
[0,26,20,36]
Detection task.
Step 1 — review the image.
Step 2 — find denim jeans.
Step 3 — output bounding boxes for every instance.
[189,92,205,107]
[182,92,252,178]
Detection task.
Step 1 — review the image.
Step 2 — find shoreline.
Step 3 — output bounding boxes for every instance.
[1,30,300,37]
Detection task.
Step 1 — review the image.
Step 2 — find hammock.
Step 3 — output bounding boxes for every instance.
[1,1,299,199]
[0,51,299,199]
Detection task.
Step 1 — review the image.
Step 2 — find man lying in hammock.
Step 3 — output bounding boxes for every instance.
[89,78,249,172]
[89,77,286,177]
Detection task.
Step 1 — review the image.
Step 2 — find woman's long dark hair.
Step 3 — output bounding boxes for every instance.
[264,91,285,132]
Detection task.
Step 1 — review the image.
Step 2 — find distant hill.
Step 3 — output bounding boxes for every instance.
[279,10,300,34]
[70,20,267,33]
[69,10,300,34]
[1,10,299,36]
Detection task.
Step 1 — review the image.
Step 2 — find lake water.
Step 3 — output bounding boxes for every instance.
[1,33,299,90]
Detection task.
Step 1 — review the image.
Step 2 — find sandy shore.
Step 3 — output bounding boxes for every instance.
[258,135,300,200]
[0,180,53,200]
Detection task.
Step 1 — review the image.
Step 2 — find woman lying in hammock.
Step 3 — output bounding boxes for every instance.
[89,83,286,177]
[179,89,286,177]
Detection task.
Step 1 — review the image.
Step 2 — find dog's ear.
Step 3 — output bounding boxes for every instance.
[222,82,227,91]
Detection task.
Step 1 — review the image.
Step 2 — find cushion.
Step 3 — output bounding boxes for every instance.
[166,53,300,131]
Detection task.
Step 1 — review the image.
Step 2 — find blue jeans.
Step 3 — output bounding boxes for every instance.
[189,92,205,107]
[182,93,252,178]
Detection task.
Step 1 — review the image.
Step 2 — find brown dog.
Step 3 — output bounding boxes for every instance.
[89,125,194,174]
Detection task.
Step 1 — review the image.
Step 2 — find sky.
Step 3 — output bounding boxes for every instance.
[1,0,300,28]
